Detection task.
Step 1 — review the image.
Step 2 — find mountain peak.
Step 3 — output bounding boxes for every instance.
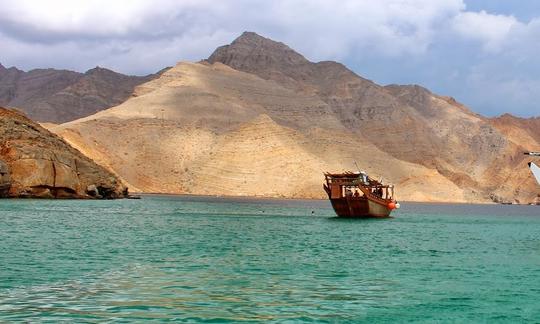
[231,31,289,48]
[207,31,309,71]
[0,63,5,72]
[236,31,267,42]
[85,66,118,76]
[498,113,518,119]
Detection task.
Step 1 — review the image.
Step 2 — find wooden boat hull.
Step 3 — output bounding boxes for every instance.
[323,174,396,218]
[328,196,391,218]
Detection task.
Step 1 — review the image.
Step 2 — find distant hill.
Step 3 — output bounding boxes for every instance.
[0,63,156,123]
[49,32,539,203]
[489,114,540,150]
[0,106,127,198]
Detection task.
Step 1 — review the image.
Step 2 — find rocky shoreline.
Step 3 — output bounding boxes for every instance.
[0,107,127,199]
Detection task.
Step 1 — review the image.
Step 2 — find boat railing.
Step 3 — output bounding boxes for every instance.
[325,174,395,201]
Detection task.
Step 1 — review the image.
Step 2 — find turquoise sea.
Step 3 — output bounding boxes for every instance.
[0,195,539,322]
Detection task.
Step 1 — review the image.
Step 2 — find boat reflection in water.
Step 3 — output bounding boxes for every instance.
[323,171,399,218]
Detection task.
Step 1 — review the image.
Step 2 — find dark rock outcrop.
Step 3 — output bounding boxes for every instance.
[0,65,156,123]
[0,107,127,198]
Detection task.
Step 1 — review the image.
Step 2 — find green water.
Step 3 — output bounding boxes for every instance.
[1,195,539,322]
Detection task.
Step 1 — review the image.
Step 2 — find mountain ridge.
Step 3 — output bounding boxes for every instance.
[198,32,538,203]
[0,63,157,123]
[43,32,539,203]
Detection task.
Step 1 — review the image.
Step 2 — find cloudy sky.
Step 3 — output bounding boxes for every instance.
[0,0,539,117]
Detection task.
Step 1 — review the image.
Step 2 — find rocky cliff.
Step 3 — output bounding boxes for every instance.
[0,107,127,198]
[206,32,539,203]
[0,159,9,197]
[489,114,540,150]
[0,65,155,123]
[50,32,539,203]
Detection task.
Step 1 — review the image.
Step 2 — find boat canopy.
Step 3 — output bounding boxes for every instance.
[324,172,384,187]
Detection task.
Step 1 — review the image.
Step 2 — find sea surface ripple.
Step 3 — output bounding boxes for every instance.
[1,196,539,322]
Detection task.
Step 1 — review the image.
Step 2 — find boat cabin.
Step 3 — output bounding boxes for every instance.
[324,171,394,200]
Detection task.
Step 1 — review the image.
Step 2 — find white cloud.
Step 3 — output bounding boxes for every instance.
[0,0,539,116]
[0,0,530,65]
[0,0,466,61]
[0,0,230,42]
[451,10,520,51]
[233,0,466,60]
[465,67,540,116]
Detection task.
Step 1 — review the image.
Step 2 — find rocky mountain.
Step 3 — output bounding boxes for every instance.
[0,107,127,198]
[207,32,539,203]
[50,32,539,203]
[0,64,155,123]
[489,114,540,150]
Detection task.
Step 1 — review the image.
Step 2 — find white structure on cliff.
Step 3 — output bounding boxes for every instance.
[526,152,540,185]
[529,162,540,185]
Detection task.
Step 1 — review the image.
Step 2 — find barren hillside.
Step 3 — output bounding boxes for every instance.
[49,32,539,203]
[0,64,156,123]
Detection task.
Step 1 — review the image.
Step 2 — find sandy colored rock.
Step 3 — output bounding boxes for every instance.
[0,107,127,198]
[205,32,539,203]
[50,32,539,204]
[0,159,10,196]
[54,62,472,202]
[489,114,540,150]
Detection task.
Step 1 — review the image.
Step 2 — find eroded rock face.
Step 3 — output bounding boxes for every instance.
[205,32,539,204]
[0,107,127,199]
[0,159,10,197]
[0,65,157,123]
